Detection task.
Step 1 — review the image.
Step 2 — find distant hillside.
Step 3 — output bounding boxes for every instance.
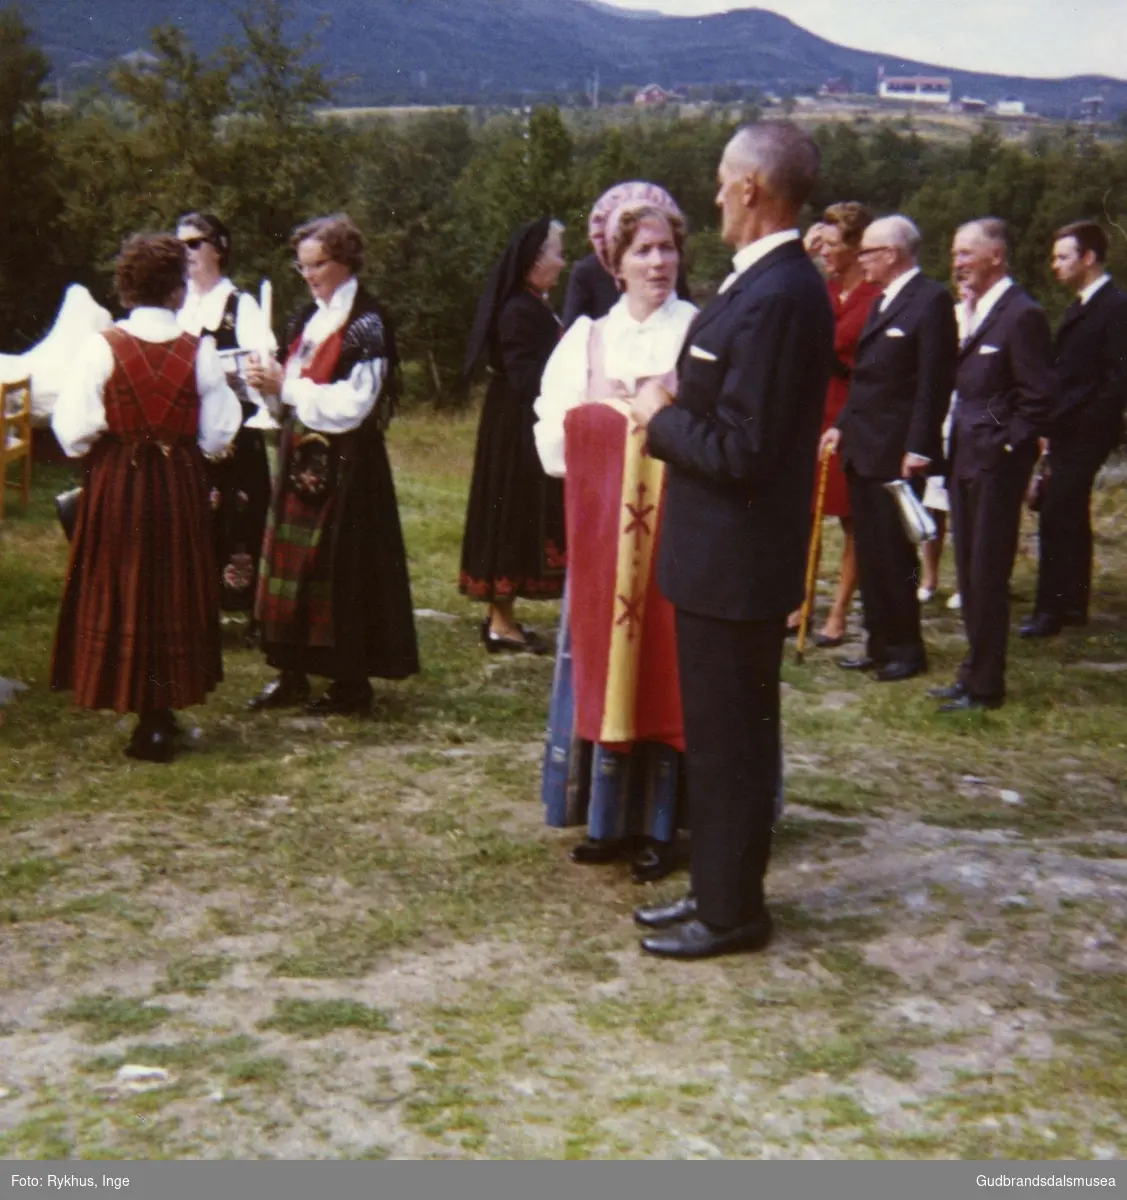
[28,0,1127,117]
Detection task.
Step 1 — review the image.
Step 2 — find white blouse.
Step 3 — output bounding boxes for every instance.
[177,277,276,354]
[534,293,697,478]
[51,307,242,459]
[279,277,386,436]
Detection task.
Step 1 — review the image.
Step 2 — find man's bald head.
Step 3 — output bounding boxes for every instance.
[723,122,820,217]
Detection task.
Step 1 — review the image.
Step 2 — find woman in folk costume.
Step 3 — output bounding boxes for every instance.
[50,234,242,763]
[244,214,419,717]
[534,184,697,884]
[563,182,695,329]
[459,218,568,653]
[175,213,276,632]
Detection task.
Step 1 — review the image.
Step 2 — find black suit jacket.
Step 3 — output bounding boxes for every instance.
[837,272,958,479]
[647,240,835,621]
[562,253,621,328]
[1051,279,1127,446]
[951,284,1055,480]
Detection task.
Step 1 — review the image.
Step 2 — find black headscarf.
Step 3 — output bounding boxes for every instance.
[463,216,553,381]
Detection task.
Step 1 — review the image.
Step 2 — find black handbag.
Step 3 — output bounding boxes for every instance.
[55,487,83,541]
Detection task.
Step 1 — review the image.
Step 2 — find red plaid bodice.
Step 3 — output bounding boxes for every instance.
[102,328,201,444]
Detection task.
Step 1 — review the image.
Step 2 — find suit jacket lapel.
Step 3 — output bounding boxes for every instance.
[959,284,1019,360]
[1056,298,1084,341]
[858,272,924,346]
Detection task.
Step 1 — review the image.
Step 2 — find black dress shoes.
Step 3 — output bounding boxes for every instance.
[630,839,678,885]
[634,893,698,930]
[124,724,174,764]
[640,913,773,960]
[937,693,1003,712]
[927,681,965,700]
[569,837,626,865]
[874,661,925,683]
[839,656,879,671]
[306,681,373,716]
[483,625,549,655]
[248,671,310,710]
[1019,613,1062,639]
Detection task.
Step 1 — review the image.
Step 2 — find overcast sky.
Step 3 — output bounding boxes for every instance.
[599,0,1126,80]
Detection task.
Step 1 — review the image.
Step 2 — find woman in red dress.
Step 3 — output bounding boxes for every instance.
[51,234,241,762]
[792,202,881,646]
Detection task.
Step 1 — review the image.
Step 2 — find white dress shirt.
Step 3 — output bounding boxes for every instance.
[718,229,801,294]
[52,307,241,459]
[279,276,387,435]
[879,266,921,312]
[177,277,276,353]
[534,293,698,478]
[1079,273,1111,306]
[965,276,1014,340]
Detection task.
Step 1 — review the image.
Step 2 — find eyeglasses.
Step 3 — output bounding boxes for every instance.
[181,236,211,250]
[292,259,333,276]
[857,245,894,257]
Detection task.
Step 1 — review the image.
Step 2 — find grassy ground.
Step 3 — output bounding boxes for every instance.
[1,412,1125,1160]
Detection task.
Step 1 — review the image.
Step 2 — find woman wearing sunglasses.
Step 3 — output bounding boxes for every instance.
[176,213,275,632]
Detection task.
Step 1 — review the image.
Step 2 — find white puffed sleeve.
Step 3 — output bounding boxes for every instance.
[51,333,113,458]
[195,337,243,457]
[533,316,592,478]
[281,359,386,435]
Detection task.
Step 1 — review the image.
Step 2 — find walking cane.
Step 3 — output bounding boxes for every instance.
[796,443,834,665]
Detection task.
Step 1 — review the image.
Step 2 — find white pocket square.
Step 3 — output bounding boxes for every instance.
[979,344,1000,355]
[689,345,718,362]
[885,327,906,338]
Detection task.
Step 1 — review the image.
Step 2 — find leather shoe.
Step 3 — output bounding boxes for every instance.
[640,914,773,960]
[1019,613,1062,639]
[248,672,310,710]
[839,656,879,671]
[937,693,1003,712]
[305,681,373,716]
[874,661,925,683]
[124,727,174,764]
[484,625,548,655]
[631,840,678,885]
[569,837,626,865]
[634,893,698,929]
[812,633,844,648]
[927,682,965,700]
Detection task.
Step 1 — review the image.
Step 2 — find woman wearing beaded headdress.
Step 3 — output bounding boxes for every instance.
[535,183,697,883]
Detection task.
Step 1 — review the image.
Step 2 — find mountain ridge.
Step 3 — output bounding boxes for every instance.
[27,0,1127,116]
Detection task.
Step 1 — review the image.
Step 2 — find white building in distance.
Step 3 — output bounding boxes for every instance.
[877,74,952,105]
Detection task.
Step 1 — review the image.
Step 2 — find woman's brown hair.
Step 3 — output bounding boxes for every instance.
[822,201,873,250]
[114,234,188,310]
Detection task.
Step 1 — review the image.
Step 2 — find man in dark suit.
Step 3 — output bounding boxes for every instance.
[931,218,1055,712]
[1021,220,1127,638]
[627,123,834,959]
[824,214,958,682]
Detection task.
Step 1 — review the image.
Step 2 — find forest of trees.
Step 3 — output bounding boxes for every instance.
[3,1,1127,405]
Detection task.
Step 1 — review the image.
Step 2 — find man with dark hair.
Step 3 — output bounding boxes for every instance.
[930,218,1055,711]
[626,123,834,958]
[823,214,957,682]
[1021,220,1127,638]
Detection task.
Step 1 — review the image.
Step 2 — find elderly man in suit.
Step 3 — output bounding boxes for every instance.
[823,214,957,682]
[931,218,1055,712]
[627,122,834,959]
[1021,220,1127,638]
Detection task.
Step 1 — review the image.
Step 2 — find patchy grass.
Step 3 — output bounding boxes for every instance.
[1,421,1126,1158]
[257,998,393,1037]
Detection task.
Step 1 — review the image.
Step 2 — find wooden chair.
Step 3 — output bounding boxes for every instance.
[0,378,33,520]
